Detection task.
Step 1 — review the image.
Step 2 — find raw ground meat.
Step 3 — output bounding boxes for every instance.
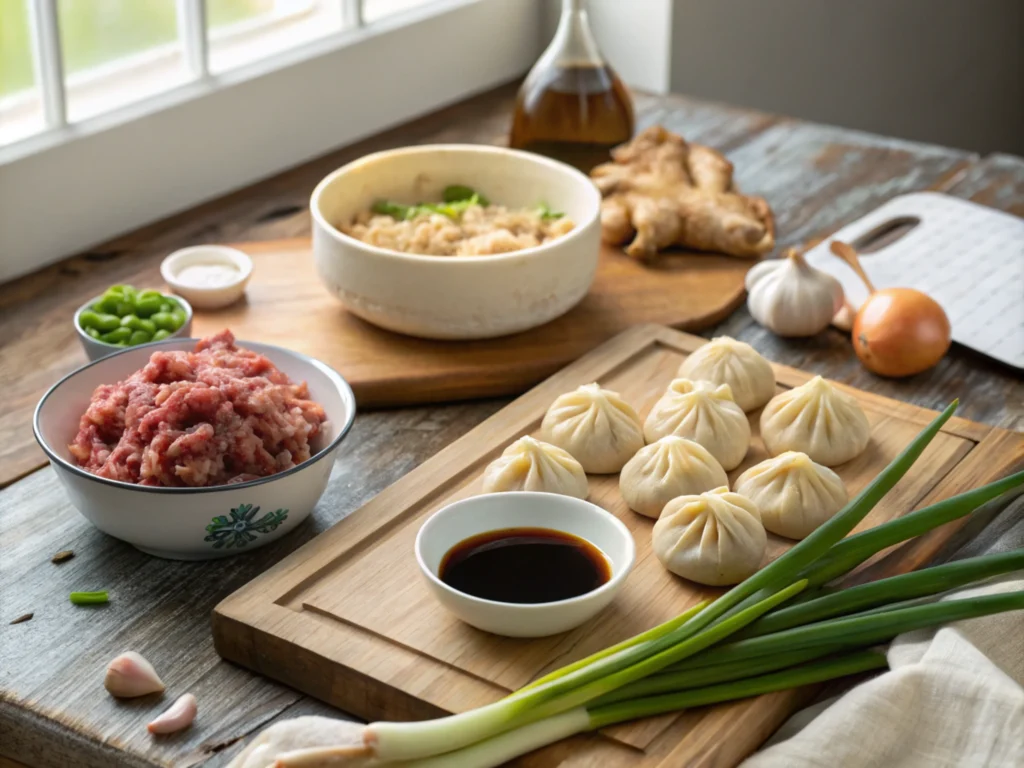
[68,330,328,487]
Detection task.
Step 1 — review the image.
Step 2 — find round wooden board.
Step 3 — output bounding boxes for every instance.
[191,238,750,406]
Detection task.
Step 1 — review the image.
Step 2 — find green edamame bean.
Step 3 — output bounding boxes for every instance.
[150,312,177,331]
[94,295,121,314]
[152,329,171,341]
[86,327,101,340]
[138,289,163,301]
[80,311,122,333]
[159,302,172,313]
[78,310,102,329]
[100,327,132,344]
[135,296,163,317]
[120,315,156,334]
[127,330,152,346]
[114,300,136,316]
[168,310,186,330]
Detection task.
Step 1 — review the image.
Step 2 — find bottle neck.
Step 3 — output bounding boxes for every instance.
[551,0,603,66]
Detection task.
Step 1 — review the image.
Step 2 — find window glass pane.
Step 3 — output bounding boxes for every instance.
[58,0,187,121]
[362,0,439,24]
[0,0,45,145]
[207,0,344,74]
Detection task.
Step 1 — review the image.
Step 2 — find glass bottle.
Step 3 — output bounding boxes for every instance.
[509,0,634,172]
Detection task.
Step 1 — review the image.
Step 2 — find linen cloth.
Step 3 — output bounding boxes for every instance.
[743,500,1024,768]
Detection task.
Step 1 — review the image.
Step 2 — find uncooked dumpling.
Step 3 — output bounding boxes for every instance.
[676,337,775,412]
[541,383,644,473]
[734,451,848,539]
[760,376,870,466]
[481,436,588,498]
[652,487,766,586]
[619,436,728,518]
[643,378,751,470]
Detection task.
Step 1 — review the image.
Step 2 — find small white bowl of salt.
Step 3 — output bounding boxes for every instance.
[160,245,253,310]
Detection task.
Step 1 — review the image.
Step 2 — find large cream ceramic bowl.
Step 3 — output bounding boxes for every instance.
[33,338,356,561]
[416,492,635,637]
[310,145,602,339]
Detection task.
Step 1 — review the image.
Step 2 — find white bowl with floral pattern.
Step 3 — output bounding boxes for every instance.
[33,338,356,560]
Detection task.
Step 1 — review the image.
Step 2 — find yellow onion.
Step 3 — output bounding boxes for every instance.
[852,288,951,377]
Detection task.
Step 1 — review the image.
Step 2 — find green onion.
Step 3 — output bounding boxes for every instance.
[586,651,887,730]
[738,550,1024,639]
[804,470,1024,588]
[70,591,108,605]
[536,202,564,220]
[406,652,886,768]
[443,185,489,206]
[670,590,1024,670]
[366,582,806,761]
[371,200,414,219]
[589,645,847,706]
[518,600,710,694]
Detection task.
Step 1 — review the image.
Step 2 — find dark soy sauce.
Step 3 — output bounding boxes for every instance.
[439,527,611,604]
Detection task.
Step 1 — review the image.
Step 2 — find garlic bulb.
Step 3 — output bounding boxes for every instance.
[746,248,844,337]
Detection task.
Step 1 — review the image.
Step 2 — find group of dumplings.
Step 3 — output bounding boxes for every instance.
[481,336,872,587]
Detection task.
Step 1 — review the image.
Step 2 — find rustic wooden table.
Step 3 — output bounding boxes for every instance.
[1,83,1021,768]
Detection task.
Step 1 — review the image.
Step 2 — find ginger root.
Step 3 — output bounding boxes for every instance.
[591,125,775,260]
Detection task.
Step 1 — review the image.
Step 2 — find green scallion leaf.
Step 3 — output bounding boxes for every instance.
[70,591,108,605]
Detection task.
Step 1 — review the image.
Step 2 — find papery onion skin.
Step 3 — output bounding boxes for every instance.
[852,288,951,377]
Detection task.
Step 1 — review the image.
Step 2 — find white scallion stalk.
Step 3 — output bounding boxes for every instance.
[404,708,590,768]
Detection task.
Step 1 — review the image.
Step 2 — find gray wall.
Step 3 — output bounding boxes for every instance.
[668,0,1024,155]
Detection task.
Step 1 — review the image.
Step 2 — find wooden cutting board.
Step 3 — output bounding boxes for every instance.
[191,239,748,406]
[212,324,1024,767]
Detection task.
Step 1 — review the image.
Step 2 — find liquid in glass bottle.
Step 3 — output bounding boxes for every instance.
[509,0,634,172]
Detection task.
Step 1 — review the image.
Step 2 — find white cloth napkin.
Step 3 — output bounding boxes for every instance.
[742,574,1024,768]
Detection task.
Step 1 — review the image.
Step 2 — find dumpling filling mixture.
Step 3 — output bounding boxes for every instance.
[341,185,576,256]
[69,330,327,487]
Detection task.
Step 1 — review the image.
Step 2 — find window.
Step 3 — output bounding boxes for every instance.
[0,0,442,147]
[0,0,541,283]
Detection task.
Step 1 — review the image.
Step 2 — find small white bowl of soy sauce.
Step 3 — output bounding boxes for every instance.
[415,492,635,638]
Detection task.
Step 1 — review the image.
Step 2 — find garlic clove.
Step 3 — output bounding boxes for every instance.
[832,301,856,332]
[147,692,197,734]
[104,651,165,698]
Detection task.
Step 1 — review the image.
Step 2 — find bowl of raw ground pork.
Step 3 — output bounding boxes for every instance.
[33,332,356,560]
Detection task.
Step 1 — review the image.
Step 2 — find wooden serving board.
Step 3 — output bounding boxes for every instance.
[191,239,748,406]
[212,325,1024,767]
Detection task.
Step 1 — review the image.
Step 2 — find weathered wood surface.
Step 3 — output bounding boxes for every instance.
[212,324,1024,765]
[1,82,1022,767]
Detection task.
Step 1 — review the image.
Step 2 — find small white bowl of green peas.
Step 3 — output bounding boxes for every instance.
[74,285,193,361]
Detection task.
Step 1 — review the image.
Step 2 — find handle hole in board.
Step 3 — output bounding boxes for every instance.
[851,216,921,254]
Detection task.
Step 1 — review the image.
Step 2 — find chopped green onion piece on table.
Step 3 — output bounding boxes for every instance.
[70,591,108,605]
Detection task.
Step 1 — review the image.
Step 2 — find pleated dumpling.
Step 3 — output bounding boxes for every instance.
[481,436,588,498]
[619,436,728,518]
[652,487,766,586]
[677,337,776,412]
[760,376,870,466]
[643,379,751,470]
[734,451,848,539]
[541,383,644,474]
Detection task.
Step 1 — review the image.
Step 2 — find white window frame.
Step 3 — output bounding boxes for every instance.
[0,0,542,283]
